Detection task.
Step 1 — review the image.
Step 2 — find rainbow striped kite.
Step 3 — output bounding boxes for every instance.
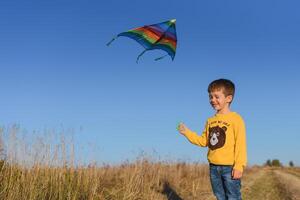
[107,19,177,63]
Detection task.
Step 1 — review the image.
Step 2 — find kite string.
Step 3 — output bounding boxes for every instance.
[136,49,147,63]
[106,36,118,46]
[154,54,168,61]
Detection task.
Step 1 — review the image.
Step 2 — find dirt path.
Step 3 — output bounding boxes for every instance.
[242,168,292,200]
[189,168,300,200]
[274,169,300,200]
[284,168,300,179]
[241,167,266,195]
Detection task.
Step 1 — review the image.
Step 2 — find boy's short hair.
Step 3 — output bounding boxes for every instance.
[208,79,235,98]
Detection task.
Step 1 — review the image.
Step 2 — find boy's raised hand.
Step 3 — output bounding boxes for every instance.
[177,122,189,136]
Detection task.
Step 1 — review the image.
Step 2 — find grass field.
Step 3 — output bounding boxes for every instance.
[0,160,300,200]
[0,127,299,199]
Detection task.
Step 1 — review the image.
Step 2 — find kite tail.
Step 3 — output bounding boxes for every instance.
[154,54,168,61]
[106,36,118,46]
[136,49,147,63]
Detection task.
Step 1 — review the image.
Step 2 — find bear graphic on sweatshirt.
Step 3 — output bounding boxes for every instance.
[208,126,227,150]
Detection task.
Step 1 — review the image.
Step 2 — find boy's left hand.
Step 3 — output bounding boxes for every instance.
[232,169,243,179]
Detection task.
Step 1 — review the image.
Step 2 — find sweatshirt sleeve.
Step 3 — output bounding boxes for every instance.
[233,116,247,172]
[184,122,208,147]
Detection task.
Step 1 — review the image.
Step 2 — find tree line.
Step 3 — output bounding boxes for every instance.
[265,159,295,167]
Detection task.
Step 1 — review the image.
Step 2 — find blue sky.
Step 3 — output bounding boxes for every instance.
[1,0,300,166]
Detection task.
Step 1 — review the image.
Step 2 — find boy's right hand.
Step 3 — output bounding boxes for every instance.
[177,123,189,136]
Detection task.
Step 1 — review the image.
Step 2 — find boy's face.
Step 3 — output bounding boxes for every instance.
[209,88,233,112]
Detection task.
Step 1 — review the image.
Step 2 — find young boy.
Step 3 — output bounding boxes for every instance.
[178,79,247,200]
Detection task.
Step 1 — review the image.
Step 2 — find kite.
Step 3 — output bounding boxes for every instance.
[107,19,177,63]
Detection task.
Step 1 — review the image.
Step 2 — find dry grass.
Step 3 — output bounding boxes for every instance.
[0,126,299,200]
[0,159,214,200]
[242,168,292,200]
[0,125,214,200]
[275,169,300,200]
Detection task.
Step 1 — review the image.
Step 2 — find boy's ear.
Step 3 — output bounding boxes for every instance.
[226,95,233,103]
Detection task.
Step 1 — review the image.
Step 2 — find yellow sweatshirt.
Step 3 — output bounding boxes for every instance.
[184,112,247,172]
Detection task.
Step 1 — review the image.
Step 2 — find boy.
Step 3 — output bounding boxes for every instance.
[178,79,247,200]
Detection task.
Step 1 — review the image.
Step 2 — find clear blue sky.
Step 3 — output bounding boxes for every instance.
[1,0,300,166]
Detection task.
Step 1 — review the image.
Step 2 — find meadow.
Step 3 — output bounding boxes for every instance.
[0,127,299,200]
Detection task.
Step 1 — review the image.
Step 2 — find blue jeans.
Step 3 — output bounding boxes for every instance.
[209,164,242,200]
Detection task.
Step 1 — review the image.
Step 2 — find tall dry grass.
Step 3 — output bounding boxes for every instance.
[3,125,293,200]
[0,125,213,200]
[0,159,214,200]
